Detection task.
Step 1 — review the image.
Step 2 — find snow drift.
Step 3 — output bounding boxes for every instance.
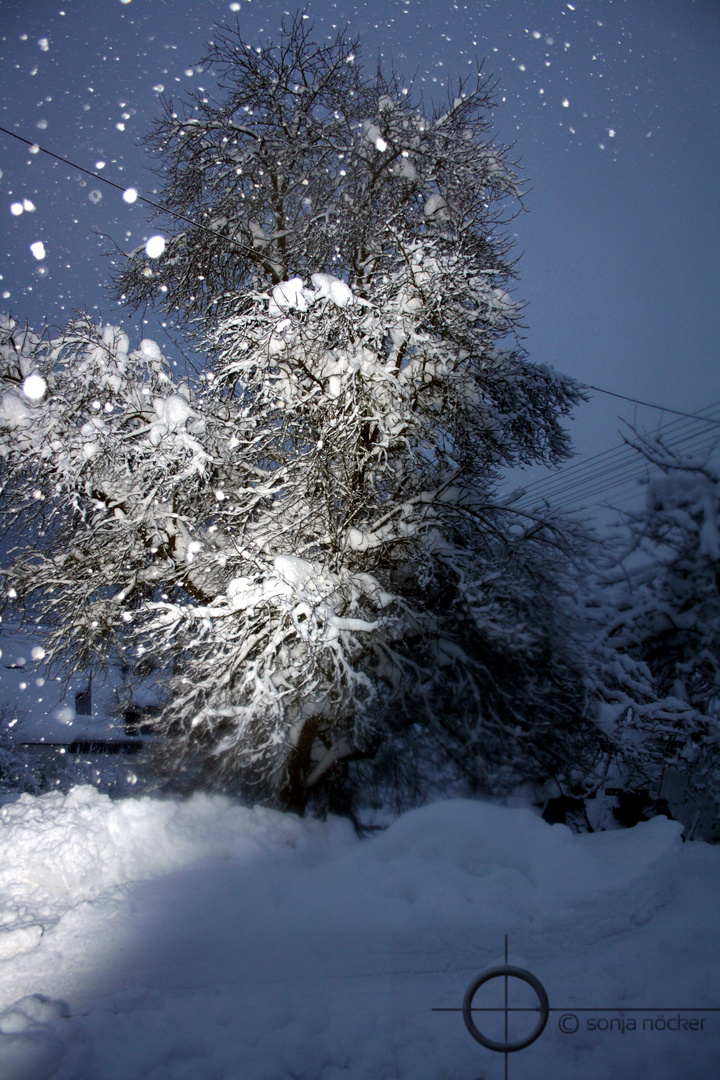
[0,788,718,1079]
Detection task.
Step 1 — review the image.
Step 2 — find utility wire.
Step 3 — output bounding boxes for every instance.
[512,404,720,512]
[583,383,720,427]
[528,456,718,513]
[514,402,720,502]
[0,124,261,262]
[532,421,720,508]
[550,432,720,511]
[2,124,719,433]
[518,431,720,511]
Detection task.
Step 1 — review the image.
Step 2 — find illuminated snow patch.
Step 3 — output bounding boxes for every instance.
[310,273,354,307]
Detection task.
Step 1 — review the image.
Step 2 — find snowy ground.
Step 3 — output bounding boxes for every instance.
[0,789,718,1080]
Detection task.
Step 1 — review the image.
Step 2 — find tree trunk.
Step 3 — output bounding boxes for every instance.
[281,716,320,815]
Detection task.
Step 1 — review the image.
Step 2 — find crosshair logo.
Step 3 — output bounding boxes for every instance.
[462,964,549,1052]
[431,934,719,1079]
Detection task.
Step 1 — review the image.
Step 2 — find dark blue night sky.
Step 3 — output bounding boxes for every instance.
[1,0,718,517]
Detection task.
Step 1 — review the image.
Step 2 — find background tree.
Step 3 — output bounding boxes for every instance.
[584,429,720,831]
[614,430,720,712]
[0,20,601,816]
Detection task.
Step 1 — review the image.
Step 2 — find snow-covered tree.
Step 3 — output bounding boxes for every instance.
[614,432,720,711]
[585,430,720,827]
[0,22,596,815]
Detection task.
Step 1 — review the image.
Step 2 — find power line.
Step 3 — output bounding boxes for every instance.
[0,124,261,262]
[512,402,720,512]
[582,383,720,427]
[552,432,719,511]
[548,424,719,508]
[516,400,720,497]
[520,429,719,512]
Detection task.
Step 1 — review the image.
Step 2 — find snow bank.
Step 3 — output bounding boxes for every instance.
[0,790,717,1080]
[334,799,684,933]
[0,791,685,938]
[0,786,319,923]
